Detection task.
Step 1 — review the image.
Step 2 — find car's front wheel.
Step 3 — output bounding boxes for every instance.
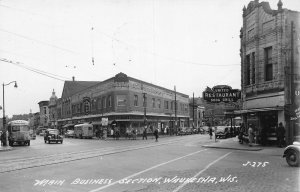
[286,150,299,167]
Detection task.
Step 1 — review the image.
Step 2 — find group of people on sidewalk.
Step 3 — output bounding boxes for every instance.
[237,122,285,148]
[206,122,286,148]
[95,126,160,142]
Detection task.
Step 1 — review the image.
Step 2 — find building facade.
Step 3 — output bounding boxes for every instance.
[240,0,300,144]
[38,101,49,128]
[57,73,190,135]
[48,89,58,128]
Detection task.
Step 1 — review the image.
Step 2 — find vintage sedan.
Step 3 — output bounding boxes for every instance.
[44,129,63,144]
[215,126,230,139]
[283,141,300,167]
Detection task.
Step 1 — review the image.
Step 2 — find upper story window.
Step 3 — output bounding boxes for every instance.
[252,52,255,84]
[265,47,273,81]
[246,54,251,85]
[103,97,106,108]
[152,98,155,108]
[164,101,169,110]
[117,95,126,106]
[158,99,161,109]
[134,95,138,107]
[97,98,101,109]
[108,95,112,107]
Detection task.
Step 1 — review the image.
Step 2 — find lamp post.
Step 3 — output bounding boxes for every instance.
[2,81,18,146]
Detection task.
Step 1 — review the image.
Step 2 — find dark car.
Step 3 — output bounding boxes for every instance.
[44,129,63,144]
[215,126,230,139]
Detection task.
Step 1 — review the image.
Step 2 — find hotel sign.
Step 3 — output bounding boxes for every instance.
[203,85,241,103]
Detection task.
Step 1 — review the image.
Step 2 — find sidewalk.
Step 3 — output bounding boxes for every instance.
[0,145,13,152]
[202,137,263,151]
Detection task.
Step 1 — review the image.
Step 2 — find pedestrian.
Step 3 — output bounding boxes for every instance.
[103,127,107,140]
[248,124,254,147]
[238,123,245,144]
[208,123,212,139]
[214,126,217,142]
[0,131,3,146]
[154,128,159,142]
[142,126,147,140]
[276,122,285,148]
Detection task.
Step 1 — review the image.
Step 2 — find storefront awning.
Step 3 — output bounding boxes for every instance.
[91,121,102,125]
[63,124,74,128]
[234,107,284,114]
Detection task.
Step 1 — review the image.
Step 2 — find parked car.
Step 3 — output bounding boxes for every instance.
[185,127,193,135]
[215,126,230,139]
[65,130,75,138]
[202,126,210,134]
[44,129,63,144]
[39,129,46,136]
[283,141,300,167]
[177,127,187,136]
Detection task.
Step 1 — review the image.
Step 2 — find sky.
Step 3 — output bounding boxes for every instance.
[0,0,300,117]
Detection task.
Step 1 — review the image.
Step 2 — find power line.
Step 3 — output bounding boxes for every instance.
[0,57,71,81]
[0,4,240,67]
[0,28,78,54]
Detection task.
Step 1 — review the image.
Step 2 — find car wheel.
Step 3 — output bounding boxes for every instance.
[286,150,299,167]
[44,140,46,143]
[61,140,63,144]
[28,141,30,146]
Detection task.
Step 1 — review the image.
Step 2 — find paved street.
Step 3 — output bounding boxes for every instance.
[0,134,299,192]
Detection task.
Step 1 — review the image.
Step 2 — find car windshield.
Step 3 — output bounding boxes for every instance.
[11,125,29,132]
[216,126,227,131]
[48,130,59,134]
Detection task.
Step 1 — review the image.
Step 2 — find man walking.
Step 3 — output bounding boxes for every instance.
[154,128,159,142]
[248,124,254,147]
[277,122,285,147]
[142,126,147,140]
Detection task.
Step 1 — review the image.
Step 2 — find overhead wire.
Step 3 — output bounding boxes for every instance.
[0,2,240,67]
[0,57,71,81]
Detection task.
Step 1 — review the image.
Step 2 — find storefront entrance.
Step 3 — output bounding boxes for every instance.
[259,111,278,145]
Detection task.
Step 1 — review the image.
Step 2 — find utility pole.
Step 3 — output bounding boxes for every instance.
[193,93,195,128]
[289,21,295,144]
[143,92,147,126]
[174,86,177,135]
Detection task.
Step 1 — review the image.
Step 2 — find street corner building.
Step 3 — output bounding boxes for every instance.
[54,73,190,136]
[239,0,300,145]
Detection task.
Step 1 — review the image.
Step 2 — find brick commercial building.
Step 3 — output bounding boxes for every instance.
[240,0,300,144]
[56,73,190,136]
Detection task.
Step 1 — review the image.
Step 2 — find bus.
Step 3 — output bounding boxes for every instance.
[7,120,31,146]
[74,123,93,139]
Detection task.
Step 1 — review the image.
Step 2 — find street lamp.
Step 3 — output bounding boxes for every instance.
[2,81,18,146]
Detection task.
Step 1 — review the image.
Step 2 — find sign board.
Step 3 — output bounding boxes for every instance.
[203,85,241,103]
[101,118,108,126]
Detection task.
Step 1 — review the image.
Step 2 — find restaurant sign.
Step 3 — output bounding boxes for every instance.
[203,85,241,103]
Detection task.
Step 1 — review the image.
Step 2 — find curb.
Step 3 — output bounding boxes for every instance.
[201,145,263,151]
